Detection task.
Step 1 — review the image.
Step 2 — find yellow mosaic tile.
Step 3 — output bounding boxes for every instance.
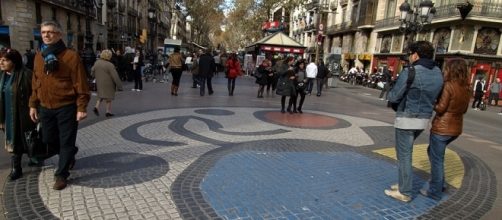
[373,144,464,188]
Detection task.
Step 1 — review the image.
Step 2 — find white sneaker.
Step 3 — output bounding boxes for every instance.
[390,183,399,190]
[498,112,502,115]
[131,89,137,91]
[384,189,411,202]
[473,108,479,111]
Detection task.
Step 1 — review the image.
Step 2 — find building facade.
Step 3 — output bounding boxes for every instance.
[0,0,186,55]
[287,0,502,96]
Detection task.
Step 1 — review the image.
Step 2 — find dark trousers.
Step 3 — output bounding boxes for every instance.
[134,69,143,90]
[488,92,499,106]
[472,92,484,108]
[171,68,183,86]
[39,104,78,179]
[281,95,296,111]
[306,78,315,93]
[198,76,213,96]
[379,83,390,99]
[227,78,236,94]
[316,78,324,95]
[192,74,198,87]
[295,90,306,109]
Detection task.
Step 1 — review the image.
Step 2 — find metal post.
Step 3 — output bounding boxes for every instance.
[314,0,323,63]
[82,0,96,77]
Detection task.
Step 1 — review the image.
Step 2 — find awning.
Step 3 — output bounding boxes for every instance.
[245,32,306,54]
[260,45,304,54]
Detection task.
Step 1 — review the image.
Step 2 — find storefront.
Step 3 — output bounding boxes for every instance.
[0,25,10,49]
[245,32,306,60]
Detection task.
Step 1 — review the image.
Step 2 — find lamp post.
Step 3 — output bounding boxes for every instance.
[148,7,157,65]
[80,0,103,76]
[314,0,328,63]
[398,0,436,52]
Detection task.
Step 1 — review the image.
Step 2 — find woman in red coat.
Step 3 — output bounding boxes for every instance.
[225,53,241,96]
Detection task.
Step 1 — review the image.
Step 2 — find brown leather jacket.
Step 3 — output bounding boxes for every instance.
[430,80,471,136]
[168,52,183,69]
[29,49,90,112]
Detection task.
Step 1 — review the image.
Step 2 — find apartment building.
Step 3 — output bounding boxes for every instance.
[287,0,502,89]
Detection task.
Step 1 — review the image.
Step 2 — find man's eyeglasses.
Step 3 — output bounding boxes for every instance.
[41,31,59,35]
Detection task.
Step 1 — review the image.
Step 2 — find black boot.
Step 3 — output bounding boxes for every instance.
[9,154,22,181]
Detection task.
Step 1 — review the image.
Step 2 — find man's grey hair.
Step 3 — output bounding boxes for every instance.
[40,20,63,33]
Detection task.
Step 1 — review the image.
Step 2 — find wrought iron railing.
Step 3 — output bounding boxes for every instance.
[375,2,502,29]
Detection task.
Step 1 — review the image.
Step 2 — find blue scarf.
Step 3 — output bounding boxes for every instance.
[41,40,66,73]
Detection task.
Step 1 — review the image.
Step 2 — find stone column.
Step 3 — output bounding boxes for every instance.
[5,0,35,51]
[470,25,481,53]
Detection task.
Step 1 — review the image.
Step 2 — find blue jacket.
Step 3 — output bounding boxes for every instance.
[388,59,443,120]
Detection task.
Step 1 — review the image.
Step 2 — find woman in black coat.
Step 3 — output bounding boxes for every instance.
[255,59,272,98]
[275,57,297,113]
[0,48,37,180]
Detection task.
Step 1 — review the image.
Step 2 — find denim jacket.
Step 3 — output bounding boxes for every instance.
[388,59,443,129]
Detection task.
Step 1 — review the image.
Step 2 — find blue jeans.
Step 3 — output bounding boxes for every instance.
[427,133,457,200]
[306,78,315,93]
[395,128,423,197]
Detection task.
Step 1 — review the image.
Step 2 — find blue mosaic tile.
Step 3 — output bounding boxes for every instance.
[200,151,442,219]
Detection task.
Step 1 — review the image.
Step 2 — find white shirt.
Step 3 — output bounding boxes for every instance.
[306,62,318,78]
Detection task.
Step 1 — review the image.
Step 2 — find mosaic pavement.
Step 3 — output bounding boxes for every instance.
[3,107,496,220]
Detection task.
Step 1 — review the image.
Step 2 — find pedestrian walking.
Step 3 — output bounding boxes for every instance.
[488,78,500,106]
[255,59,272,98]
[91,49,123,117]
[471,77,486,110]
[422,58,471,201]
[198,49,216,96]
[123,46,135,82]
[0,48,39,180]
[168,47,184,96]
[384,41,444,202]
[305,60,317,95]
[29,20,91,190]
[275,57,297,113]
[190,52,200,88]
[316,60,329,96]
[295,59,308,113]
[132,50,143,91]
[378,67,392,100]
[225,53,241,96]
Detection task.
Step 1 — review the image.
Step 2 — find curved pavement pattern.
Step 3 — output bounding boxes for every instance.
[3,107,496,219]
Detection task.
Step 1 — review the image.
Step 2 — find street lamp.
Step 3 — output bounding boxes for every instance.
[79,0,103,76]
[399,0,436,51]
[148,7,157,65]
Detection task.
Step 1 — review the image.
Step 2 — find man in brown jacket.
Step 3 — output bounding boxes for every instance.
[29,20,90,190]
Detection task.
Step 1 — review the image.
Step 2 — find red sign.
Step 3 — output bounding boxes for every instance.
[260,46,304,54]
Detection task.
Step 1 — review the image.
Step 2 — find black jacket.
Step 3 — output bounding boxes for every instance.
[198,53,216,77]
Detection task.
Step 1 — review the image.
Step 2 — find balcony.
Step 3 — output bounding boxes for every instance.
[375,2,502,29]
[435,2,502,20]
[305,23,317,32]
[326,22,357,35]
[305,1,319,11]
[340,0,348,7]
[41,0,86,15]
[128,8,138,17]
[330,0,339,11]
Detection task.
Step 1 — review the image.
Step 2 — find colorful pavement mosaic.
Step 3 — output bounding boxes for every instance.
[3,107,496,219]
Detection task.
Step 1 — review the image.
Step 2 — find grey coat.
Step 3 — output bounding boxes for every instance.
[91,59,123,100]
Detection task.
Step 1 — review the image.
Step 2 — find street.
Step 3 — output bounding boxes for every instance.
[1,74,501,220]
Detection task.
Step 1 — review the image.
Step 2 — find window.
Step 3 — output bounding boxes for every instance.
[52,7,57,21]
[35,2,42,24]
[385,0,396,19]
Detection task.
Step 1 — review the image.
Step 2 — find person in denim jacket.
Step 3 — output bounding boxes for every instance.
[384,41,444,202]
